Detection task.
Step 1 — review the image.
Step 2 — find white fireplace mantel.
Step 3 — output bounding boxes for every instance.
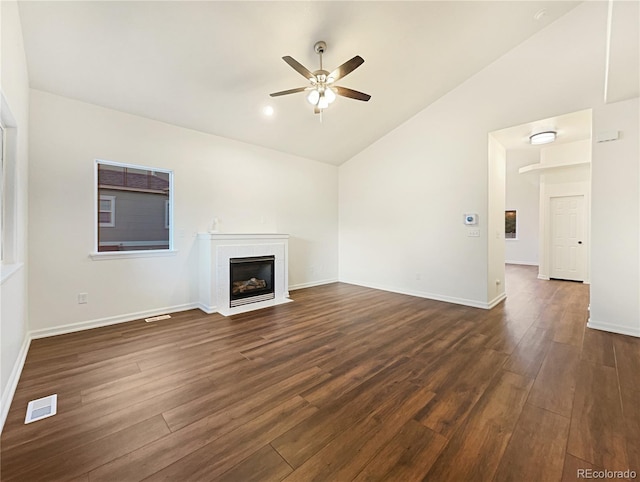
[198,233,291,316]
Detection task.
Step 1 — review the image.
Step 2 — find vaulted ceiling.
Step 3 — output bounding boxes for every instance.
[17,1,591,165]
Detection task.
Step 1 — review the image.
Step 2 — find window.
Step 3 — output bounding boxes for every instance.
[96,160,173,253]
[505,210,517,239]
[99,195,116,227]
[1,92,21,280]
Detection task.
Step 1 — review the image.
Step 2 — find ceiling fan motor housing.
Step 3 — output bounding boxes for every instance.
[314,41,327,54]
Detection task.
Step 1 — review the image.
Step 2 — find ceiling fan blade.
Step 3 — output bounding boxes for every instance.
[334,86,371,102]
[329,56,364,82]
[270,87,308,97]
[282,56,315,81]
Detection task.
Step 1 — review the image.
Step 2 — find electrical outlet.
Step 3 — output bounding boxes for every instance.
[78,293,88,304]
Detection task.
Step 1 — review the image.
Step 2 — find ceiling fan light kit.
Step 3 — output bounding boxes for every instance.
[270,41,371,116]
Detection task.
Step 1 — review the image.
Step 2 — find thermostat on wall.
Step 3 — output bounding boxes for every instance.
[464,213,478,225]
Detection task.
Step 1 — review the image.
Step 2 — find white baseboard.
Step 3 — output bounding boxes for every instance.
[587,319,640,338]
[505,261,539,266]
[487,292,507,309]
[289,278,338,291]
[29,303,200,340]
[1,335,31,433]
[339,279,497,310]
[195,302,217,314]
[537,274,550,280]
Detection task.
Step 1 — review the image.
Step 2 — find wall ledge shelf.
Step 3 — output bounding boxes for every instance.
[518,160,590,174]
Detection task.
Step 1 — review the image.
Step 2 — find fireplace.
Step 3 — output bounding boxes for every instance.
[198,233,291,316]
[229,255,275,307]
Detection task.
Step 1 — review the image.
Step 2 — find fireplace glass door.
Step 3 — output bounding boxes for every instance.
[229,256,275,307]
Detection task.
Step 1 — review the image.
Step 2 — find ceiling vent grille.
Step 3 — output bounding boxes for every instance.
[25,394,57,424]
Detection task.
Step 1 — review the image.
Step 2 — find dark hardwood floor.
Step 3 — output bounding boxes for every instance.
[1,265,638,481]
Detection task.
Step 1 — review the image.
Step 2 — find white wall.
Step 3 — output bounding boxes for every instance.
[1,0,31,430]
[28,90,338,334]
[505,150,540,265]
[339,2,608,308]
[540,139,591,166]
[589,97,640,337]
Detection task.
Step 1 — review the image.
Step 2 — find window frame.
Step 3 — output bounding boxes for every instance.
[98,194,116,228]
[1,91,22,283]
[1,123,5,262]
[93,159,175,259]
[505,209,518,240]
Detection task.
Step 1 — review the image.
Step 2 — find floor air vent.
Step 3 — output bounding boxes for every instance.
[145,314,172,323]
[25,394,57,424]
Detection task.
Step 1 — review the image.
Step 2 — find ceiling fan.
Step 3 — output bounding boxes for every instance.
[270,41,371,115]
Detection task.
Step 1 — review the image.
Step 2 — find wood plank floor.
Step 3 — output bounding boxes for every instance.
[2,265,639,481]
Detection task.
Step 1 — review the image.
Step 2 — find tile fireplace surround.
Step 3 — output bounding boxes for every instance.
[198,233,291,316]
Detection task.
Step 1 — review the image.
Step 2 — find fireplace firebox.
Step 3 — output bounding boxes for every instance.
[229,256,275,307]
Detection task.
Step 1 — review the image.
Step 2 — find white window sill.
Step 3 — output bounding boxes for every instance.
[1,262,24,284]
[505,238,519,241]
[89,249,178,261]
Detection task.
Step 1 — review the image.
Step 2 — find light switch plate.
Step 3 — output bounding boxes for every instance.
[468,229,480,237]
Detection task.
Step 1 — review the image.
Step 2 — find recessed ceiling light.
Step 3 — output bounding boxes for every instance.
[529,131,557,145]
[263,106,274,116]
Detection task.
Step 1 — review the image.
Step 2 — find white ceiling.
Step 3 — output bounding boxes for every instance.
[18,1,582,165]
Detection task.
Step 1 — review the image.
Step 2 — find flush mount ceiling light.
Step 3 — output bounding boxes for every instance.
[270,41,371,116]
[529,130,557,145]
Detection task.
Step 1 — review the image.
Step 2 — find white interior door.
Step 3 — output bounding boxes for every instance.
[550,195,586,281]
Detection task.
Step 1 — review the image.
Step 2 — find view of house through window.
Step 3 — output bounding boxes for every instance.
[505,210,517,239]
[97,161,172,252]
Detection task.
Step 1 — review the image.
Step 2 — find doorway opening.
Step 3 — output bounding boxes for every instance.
[489,108,592,289]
